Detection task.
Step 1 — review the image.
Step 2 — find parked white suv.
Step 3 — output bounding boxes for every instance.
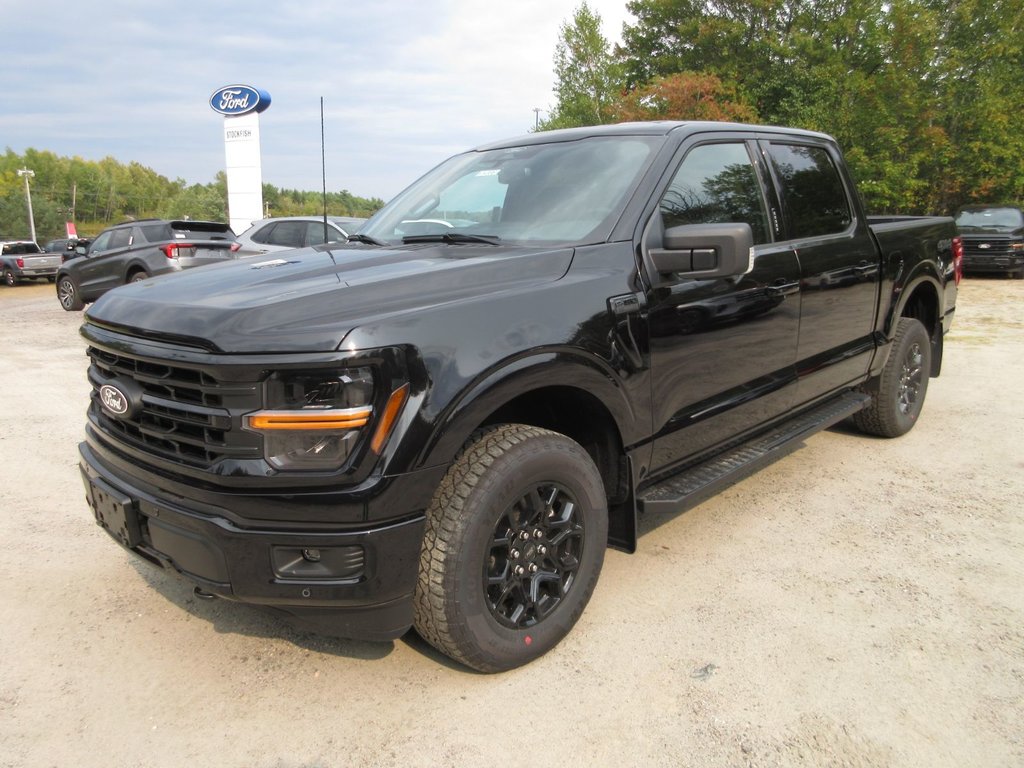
[235,216,367,255]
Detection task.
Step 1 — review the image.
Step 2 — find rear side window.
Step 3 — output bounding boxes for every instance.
[767,144,851,238]
[263,221,307,247]
[660,142,770,244]
[138,223,171,243]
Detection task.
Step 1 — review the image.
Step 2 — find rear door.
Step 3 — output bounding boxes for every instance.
[642,134,802,474]
[76,228,134,296]
[758,138,880,403]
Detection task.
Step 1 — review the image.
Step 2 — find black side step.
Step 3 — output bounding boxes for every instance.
[637,391,870,516]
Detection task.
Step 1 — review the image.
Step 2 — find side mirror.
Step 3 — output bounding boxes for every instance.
[649,222,754,278]
[75,245,88,255]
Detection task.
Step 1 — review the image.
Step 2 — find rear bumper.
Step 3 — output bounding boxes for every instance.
[79,440,428,641]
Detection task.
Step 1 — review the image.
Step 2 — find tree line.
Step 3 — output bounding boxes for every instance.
[0,148,385,242]
[542,0,1024,214]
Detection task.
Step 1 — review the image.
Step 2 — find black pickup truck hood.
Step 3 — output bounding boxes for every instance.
[85,243,574,352]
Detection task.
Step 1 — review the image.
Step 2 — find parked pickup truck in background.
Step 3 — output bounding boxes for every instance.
[77,121,960,672]
[1,241,61,286]
[954,205,1024,278]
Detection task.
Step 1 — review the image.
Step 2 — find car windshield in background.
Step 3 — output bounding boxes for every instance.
[360,136,659,246]
[955,208,1024,230]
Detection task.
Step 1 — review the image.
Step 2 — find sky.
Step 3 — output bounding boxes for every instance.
[2,0,634,203]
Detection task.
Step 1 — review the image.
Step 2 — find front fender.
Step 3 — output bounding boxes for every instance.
[413,347,644,472]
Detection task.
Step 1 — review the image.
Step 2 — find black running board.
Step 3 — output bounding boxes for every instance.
[637,391,870,516]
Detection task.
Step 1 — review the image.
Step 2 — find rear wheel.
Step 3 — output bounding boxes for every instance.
[128,271,148,283]
[56,276,84,311]
[853,317,931,437]
[3,269,16,287]
[414,424,608,672]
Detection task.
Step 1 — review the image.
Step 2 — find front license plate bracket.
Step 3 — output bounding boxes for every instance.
[83,470,143,549]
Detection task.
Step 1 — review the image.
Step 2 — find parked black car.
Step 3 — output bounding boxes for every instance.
[954,205,1024,278]
[55,219,238,310]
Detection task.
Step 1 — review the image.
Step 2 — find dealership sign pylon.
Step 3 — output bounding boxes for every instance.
[210,85,271,234]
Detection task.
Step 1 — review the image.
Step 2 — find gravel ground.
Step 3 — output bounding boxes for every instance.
[1,277,1021,768]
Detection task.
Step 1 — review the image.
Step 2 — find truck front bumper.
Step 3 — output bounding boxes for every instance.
[79,441,429,642]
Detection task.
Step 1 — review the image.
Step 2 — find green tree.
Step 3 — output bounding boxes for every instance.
[539,2,624,130]
[614,0,1024,213]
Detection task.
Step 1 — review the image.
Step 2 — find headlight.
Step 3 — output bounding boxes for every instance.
[246,368,374,470]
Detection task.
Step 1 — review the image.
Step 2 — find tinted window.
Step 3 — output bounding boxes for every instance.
[660,142,770,244]
[768,144,851,238]
[108,229,133,249]
[171,222,233,239]
[265,222,306,247]
[89,231,113,253]
[138,223,171,243]
[308,222,346,246]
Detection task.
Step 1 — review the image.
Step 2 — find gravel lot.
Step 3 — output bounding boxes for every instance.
[1,277,1021,768]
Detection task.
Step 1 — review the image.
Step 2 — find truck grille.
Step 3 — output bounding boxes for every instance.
[86,346,263,469]
[961,237,1017,260]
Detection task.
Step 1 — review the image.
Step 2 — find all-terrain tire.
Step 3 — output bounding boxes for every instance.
[853,317,931,437]
[414,424,608,673]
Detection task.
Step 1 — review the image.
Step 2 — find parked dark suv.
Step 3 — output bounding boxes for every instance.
[56,219,238,311]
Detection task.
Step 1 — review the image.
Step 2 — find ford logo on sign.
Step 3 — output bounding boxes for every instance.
[209,85,272,116]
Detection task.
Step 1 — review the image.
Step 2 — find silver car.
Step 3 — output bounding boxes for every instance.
[234,216,367,255]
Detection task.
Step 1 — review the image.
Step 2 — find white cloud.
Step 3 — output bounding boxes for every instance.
[2,0,633,200]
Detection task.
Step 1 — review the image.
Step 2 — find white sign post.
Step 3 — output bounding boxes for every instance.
[210,85,271,234]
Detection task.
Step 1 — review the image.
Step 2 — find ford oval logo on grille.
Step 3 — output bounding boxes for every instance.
[209,84,272,116]
[100,384,129,416]
[979,243,991,249]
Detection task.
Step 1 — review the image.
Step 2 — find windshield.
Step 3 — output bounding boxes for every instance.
[361,136,660,246]
[955,207,1024,229]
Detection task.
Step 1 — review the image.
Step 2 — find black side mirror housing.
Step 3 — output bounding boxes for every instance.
[649,223,754,278]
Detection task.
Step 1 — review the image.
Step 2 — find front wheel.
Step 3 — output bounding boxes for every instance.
[853,317,931,437]
[56,276,85,311]
[414,424,608,672]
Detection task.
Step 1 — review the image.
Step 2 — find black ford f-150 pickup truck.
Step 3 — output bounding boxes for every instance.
[78,122,960,672]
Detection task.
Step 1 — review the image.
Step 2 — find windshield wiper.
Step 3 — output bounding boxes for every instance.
[402,233,501,245]
[347,233,388,246]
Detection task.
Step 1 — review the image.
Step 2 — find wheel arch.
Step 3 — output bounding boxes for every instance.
[414,351,641,551]
[893,275,943,376]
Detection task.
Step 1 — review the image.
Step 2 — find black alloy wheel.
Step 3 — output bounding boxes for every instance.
[415,424,607,673]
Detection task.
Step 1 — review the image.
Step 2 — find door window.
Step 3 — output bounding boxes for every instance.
[88,231,113,253]
[766,144,851,238]
[661,143,770,244]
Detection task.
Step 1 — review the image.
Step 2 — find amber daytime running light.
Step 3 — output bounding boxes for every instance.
[245,368,399,470]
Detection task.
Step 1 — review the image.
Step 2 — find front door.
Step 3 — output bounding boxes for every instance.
[643,137,802,477]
